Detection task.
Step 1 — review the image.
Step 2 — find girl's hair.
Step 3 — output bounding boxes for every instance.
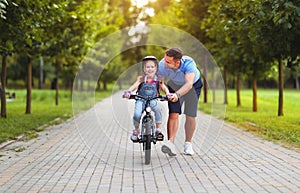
[142,56,159,70]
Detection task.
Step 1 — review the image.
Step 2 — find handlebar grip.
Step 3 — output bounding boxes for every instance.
[129,95,136,99]
[160,96,168,101]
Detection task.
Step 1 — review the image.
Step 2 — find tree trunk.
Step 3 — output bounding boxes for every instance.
[103,80,107,90]
[97,79,101,91]
[203,56,208,103]
[39,56,44,89]
[252,76,257,112]
[80,79,84,91]
[236,72,241,107]
[55,63,59,106]
[1,54,7,118]
[223,66,228,104]
[278,59,284,116]
[74,78,79,90]
[88,78,91,91]
[212,70,216,103]
[26,56,32,114]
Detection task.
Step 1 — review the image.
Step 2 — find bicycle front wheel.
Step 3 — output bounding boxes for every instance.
[144,135,151,165]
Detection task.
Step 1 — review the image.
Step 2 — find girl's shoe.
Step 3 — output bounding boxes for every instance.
[131,130,139,142]
[155,129,164,141]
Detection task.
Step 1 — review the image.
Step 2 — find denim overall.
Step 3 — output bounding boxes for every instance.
[133,76,162,127]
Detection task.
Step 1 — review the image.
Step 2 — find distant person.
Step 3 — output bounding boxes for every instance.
[123,56,170,142]
[157,47,203,156]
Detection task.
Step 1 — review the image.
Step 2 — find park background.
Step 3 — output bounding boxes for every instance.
[0,0,299,151]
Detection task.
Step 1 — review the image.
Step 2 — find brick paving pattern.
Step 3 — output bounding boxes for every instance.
[0,92,299,193]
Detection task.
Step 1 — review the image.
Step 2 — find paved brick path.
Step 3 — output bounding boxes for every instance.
[0,92,299,193]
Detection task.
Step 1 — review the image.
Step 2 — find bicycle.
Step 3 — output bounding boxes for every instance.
[128,94,168,165]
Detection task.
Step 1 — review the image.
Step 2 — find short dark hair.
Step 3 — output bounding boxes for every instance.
[165,47,183,60]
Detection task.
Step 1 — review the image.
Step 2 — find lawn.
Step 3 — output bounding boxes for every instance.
[199,89,300,151]
[0,88,112,144]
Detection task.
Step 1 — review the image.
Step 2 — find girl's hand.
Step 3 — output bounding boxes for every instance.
[137,75,144,82]
[122,91,131,98]
[166,93,178,102]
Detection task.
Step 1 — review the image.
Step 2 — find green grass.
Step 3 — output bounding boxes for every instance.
[0,88,113,144]
[199,89,300,151]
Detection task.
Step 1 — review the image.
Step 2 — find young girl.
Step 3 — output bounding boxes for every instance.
[123,56,170,142]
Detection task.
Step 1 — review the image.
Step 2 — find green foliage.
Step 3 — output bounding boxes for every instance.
[199,89,300,150]
[246,0,300,62]
[0,0,8,19]
[1,0,131,85]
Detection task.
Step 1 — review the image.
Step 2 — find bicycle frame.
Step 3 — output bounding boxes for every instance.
[129,94,168,164]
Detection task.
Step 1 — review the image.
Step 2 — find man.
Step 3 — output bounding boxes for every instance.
[157,47,202,156]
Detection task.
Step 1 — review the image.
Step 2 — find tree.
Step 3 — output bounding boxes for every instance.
[150,0,216,103]
[80,0,129,91]
[202,0,297,114]
[14,0,63,113]
[248,0,300,116]
[173,0,212,103]
[0,1,20,118]
[43,0,87,105]
[202,0,249,106]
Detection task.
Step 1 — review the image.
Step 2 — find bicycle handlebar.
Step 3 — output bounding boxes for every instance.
[129,94,168,101]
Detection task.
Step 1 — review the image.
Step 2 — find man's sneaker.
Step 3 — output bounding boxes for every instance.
[161,140,177,156]
[155,129,164,141]
[183,142,195,155]
[130,130,139,143]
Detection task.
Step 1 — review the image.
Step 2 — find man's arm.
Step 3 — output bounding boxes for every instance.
[169,73,195,102]
[177,72,195,96]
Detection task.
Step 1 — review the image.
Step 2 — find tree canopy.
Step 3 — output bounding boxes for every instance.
[0,0,299,117]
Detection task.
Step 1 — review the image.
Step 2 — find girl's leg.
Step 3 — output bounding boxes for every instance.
[151,101,164,140]
[151,101,162,128]
[133,100,144,130]
[156,123,162,129]
[131,101,144,141]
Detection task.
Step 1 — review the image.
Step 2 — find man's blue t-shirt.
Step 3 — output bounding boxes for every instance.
[157,56,201,86]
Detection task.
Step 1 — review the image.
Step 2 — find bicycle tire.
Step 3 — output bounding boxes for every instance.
[145,135,151,165]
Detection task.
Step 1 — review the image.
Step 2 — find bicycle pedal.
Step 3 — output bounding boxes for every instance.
[152,137,157,144]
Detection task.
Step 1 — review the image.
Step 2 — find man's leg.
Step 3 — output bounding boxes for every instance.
[161,112,179,156]
[183,115,196,155]
[162,82,181,156]
[185,115,196,142]
[167,113,179,143]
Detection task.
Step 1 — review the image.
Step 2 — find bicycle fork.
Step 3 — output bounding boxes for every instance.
[141,115,155,145]
[141,114,155,164]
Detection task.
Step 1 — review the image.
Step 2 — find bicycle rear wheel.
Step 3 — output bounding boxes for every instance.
[144,135,151,165]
